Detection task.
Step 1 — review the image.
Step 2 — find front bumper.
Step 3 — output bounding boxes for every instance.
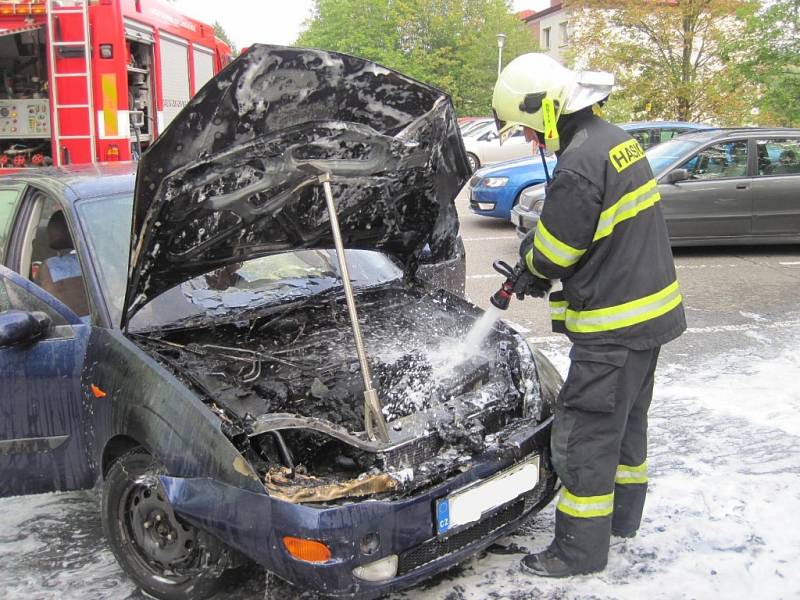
[160,417,555,599]
[468,185,515,219]
[510,204,539,238]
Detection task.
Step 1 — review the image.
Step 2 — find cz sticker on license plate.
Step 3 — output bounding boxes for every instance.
[435,456,540,535]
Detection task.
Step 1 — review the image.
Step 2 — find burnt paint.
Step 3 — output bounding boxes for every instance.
[125,45,471,325]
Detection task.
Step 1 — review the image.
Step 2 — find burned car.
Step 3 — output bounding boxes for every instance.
[0,46,560,598]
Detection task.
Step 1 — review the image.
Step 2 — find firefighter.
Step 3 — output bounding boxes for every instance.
[492,53,686,577]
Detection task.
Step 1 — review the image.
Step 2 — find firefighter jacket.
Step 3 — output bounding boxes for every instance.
[525,112,686,350]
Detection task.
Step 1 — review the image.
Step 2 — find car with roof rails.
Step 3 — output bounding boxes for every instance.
[0,46,561,600]
[512,127,800,244]
[470,121,711,220]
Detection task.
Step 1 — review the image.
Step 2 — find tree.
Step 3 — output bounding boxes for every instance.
[564,0,759,125]
[296,0,537,115]
[738,0,800,126]
[213,20,238,56]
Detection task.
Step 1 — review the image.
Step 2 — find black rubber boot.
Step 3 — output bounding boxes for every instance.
[520,546,603,578]
[611,528,637,539]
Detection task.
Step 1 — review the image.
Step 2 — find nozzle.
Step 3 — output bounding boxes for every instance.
[490,280,514,310]
[490,259,518,310]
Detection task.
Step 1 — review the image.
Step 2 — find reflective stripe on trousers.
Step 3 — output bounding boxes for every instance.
[549,280,682,333]
[556,487,614,519]
[615,461,648,485]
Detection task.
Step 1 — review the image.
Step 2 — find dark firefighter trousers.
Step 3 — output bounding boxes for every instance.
[550,343,660,571]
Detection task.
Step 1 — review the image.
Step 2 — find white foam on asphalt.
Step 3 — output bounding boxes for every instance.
[2,335,799,599]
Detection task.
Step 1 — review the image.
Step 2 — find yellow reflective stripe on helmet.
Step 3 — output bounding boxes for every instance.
[615,461,648,485]
[525,248,549,279]
[534,221,587,268]
[594,179,661,242]
[557,488,614,518]
[550,298,567,321]
[564,280,681,334]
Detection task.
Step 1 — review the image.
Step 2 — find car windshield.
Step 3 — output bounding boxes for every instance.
[76,194,404,330]
[646,138,702,175]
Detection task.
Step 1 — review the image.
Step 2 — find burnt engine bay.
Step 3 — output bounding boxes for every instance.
[135,286,541,503]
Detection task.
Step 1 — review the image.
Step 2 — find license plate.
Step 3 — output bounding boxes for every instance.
[435,456,539,535]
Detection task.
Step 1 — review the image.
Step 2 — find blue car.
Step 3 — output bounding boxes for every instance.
[469,121,712,219]
[0,47,561,599]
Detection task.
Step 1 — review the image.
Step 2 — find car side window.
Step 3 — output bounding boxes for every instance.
[658,128,680,144]
[15,194,91,319]
[0,184,24,263]
[631,129,653,150]
[0,275,68,326]
[756,138,800,176]
[680,140,748,180]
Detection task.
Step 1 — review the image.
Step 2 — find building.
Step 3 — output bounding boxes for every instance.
[522,1,570,64]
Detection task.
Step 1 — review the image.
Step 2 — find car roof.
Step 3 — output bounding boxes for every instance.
[0,162,136,202]
[619,120,712,129]
[675,127,800,143]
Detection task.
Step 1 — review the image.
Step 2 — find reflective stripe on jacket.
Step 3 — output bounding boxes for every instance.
[524,113,686,349]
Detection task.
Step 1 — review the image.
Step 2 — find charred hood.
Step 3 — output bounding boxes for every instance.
[124,45,471,326]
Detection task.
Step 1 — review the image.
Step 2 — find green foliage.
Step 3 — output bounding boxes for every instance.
[296,0,537,115]
[565,0,760,125]
[738,0,800,126]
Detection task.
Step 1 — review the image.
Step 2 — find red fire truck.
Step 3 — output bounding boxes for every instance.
[0,0,231,167]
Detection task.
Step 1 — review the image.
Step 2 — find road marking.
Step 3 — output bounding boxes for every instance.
[779,261,800,266]
[674,263,739,270]
[525,319,800,345]
[467,273,502,279]
[462,236,518,242]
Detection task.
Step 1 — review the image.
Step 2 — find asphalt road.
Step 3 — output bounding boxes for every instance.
[456,189,800,360]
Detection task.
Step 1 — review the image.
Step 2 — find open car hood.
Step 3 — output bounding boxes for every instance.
[123,45,470,327]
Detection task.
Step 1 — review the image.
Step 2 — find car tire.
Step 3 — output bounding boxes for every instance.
[102,448,229,600]
[467,152,480,172]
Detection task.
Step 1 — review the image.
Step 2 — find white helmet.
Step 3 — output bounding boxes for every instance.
[492,53,614,151]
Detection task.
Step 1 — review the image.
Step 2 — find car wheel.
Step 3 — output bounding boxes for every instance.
[102,448,229,600]
[467,152,479,172]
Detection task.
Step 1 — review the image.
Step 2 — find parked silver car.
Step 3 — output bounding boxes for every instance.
[512,128,800,245]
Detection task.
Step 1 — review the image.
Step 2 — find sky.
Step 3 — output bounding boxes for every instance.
[170,0,552,50]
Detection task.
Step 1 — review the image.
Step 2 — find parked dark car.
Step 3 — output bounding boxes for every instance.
[512,128,800,245]
[474,121,711,220]
[0,46,560,600]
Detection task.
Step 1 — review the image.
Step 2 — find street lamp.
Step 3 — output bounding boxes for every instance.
[496,33,506,77]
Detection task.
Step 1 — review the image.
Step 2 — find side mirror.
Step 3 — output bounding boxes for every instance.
[480,131,497,142]
[0,310,52,348]
[665,168,689,184]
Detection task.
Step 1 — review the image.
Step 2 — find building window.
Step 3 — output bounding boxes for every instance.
[542,27,551,50]
[559,21,569,46]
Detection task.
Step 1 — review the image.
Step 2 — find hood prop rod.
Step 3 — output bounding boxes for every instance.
[318,172,391,443]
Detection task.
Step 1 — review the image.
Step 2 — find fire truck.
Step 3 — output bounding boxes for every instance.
[0,0,231,167]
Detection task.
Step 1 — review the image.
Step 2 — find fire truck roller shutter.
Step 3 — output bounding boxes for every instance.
[123,19,155,44]
[192,45,215,93]
[157,32,190,133]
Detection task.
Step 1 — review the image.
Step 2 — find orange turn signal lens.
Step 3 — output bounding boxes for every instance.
[282,536,332,563]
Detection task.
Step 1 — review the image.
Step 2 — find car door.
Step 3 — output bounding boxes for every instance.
[0,266,93,497]
[0,182,25,263]
[750,137,800,238]
[659,139,754,241]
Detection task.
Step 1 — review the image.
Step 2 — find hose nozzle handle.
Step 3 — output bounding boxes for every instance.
[493,260,516,279]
